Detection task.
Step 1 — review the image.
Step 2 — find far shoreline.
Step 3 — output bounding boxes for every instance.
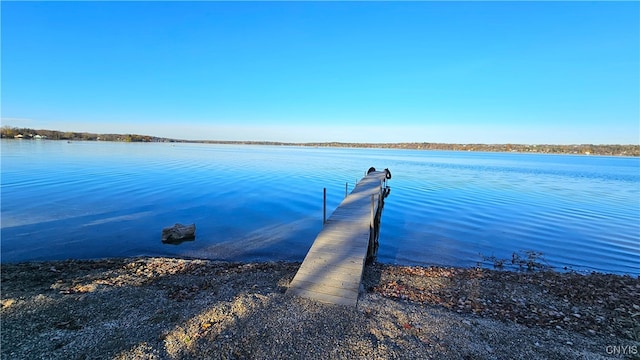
[2,126,639,156]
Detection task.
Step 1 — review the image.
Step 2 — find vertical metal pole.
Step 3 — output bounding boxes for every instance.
[370,194,374,228]
[345,182,348,198]
[323,187,327,225]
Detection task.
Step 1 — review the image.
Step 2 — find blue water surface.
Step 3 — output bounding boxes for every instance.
[1,140,639,275]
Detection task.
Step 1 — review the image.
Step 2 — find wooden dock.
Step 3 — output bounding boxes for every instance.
[288,168,390,307]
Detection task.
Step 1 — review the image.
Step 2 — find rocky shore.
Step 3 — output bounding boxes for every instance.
[1,257,638,359]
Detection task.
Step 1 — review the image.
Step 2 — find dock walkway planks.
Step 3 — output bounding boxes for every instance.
[288,170,389,306]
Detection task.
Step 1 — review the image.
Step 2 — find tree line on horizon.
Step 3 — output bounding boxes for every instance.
[1,126,638,156]
[1,126,154,143]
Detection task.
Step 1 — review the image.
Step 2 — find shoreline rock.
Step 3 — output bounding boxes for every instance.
[161,223,196,244]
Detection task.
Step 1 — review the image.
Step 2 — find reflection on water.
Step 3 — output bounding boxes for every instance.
[1,140,639,275]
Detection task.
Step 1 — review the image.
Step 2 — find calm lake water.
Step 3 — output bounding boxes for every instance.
[1,140,639,275]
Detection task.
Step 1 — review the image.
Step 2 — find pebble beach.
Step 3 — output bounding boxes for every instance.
[1,257,638,359]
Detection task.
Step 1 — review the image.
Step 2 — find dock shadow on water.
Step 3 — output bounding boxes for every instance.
[182,218,317,261]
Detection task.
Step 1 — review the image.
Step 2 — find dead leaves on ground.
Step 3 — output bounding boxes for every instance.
[371,265,640,340]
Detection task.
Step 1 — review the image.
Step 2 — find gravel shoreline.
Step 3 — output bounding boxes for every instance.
[1,257,638,359]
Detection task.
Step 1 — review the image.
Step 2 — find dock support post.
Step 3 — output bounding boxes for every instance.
[323,187,327,225]
[345,182,348,198]
[370,194,374,228]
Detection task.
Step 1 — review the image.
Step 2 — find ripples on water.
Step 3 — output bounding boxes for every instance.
[1,140,638,275]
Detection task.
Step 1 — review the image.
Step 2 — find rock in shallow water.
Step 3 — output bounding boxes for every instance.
[162,223,196,244]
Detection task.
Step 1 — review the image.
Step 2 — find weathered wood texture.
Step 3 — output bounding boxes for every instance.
[288,171,388,306]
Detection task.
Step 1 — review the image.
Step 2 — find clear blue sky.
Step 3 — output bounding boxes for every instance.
[2,1,639,144]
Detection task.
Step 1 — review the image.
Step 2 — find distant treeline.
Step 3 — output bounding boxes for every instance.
[1,126,157,142]
[2,126,638,156]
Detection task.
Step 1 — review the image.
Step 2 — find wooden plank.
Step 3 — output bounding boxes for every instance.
[289,279,360,298]
[290,274,362,291]
[292,266,364,284]
[287,287,356,306]
[307,231,369,247]
[308,230,370,243]
[304,249,365,262]
[305,244,366,257]
[287,170,388,306]
[296,256,363,271]
[306,239,369,255]
[312,225,369,236]
[306,235,369,248]
[320,224,368,232]
[319,222,370,232]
